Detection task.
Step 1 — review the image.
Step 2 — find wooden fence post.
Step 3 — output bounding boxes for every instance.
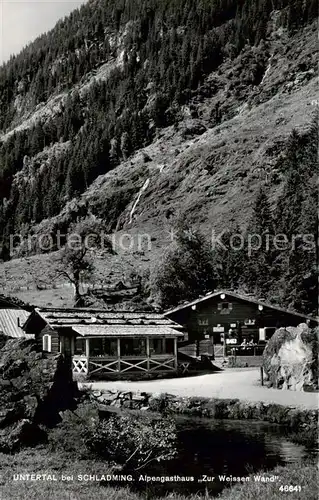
[260,366,264,386]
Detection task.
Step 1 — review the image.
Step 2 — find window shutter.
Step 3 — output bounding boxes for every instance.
[43,334,52,352]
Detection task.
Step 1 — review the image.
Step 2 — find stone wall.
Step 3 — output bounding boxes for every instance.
[228,355,263,368]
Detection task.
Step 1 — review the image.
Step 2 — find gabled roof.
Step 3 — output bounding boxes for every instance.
[23,307,183,333]
[0,309,33,339]
[164,290,319,322]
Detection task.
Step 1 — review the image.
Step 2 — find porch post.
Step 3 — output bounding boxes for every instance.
[60,335,65,354]
[173,337,178,370]
[85,338,90,376]
[146,337,150,372]
[163,337,166,354]
[117,338,121,372]
[85,338,90,357]
[70,336,75,356]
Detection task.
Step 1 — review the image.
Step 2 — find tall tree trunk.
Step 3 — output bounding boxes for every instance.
[74,270,81,303]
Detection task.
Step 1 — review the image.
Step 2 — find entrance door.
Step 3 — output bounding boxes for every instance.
[63,336,72,359]
[212,325,225,345]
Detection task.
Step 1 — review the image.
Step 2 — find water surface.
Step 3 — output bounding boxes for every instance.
[130,417,316,497]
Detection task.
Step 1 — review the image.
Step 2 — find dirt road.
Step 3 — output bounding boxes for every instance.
[80,369,319,409]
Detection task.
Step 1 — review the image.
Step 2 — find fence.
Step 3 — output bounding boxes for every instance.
[226,344,266,357]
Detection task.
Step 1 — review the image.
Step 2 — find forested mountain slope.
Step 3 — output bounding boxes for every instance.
[0,0,317,312]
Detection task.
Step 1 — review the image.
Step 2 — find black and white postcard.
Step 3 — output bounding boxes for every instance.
[0,1,318,499]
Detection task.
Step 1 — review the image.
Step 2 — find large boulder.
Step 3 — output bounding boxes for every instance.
[0,335,79,452]
[262,323,318,391]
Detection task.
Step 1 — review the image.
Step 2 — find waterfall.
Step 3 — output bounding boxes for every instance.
[128,178,150,224]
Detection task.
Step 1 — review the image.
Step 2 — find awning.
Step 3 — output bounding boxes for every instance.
[71,325,183,338]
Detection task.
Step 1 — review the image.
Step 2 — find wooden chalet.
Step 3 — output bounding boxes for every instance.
[22,308,183,379]
[165,290,318,357]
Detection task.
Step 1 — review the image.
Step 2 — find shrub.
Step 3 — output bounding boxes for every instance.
[148,393,170,412]
[48,402,98,458]
[84,413,177,471]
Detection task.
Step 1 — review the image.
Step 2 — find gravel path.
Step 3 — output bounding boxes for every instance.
[80,369,319,409]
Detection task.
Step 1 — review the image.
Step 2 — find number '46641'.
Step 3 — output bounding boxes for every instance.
[279,485,301,492]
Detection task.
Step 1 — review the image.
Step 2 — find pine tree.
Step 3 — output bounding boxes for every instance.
[120,131,131,160]
[245,187,275,296]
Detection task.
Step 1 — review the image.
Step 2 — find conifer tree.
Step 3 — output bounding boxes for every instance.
[245,186,275,296]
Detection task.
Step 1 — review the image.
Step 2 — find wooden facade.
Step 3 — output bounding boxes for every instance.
[23,308,183,379]
[36,324,60,353]
[165,290,318,349]
[71,331,179,378]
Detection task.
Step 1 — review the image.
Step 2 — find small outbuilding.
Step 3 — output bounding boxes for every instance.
[0,295,33,339]
[23,308,183,379]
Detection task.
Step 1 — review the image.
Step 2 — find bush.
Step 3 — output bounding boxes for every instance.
[84,413,177,471]
[148,393,170,412]
[48,402,98,458]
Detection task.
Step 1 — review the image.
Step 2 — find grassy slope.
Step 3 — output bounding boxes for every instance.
[0,448,317,500]
[0,21,318,306]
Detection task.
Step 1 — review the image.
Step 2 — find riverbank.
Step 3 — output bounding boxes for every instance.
[89,388,318,448]
[80,369,319,410]
[0,448,316,500]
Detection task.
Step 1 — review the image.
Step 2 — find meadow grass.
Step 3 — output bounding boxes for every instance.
[0,447,317,500]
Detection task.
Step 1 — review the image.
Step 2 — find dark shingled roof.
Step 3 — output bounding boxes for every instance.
[164,289,319,323]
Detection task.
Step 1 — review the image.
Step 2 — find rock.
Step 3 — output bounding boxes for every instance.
[181,120,207,138]
[23,395,38,420]
[2,359,28,379]
[97,396,106,403]
[110,399,122,408]
[0,407,23,428]
[100,394,119,403]
[263,323,318,391]
[0,419,47,452]
[132,394,145,401]
[92,391,102,398]
[119,391,132,399]
[0,379,11,388]
[0,336,79,452]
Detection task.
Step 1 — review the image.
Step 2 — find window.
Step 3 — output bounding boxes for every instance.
[42,334,51,352]
[90,338,118,357]
[198,318,209,326]
[244,319,256,326]
[121,338,146,356]
[75,338,86,355]
[165,339,174,355]
[149,339,164,355]
[217,302,233,314]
